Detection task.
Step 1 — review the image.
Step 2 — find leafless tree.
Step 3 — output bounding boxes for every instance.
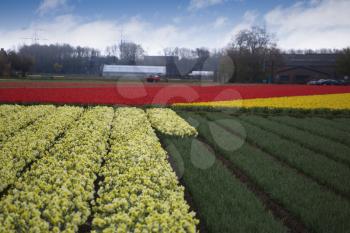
[227,26,281,83]
[119,42,144,65]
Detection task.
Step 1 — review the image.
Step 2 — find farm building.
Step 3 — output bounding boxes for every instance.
[102,55,216,80]
[274,54,338,84]
[143,56,178,66]
[144,56,180,77]
[189,71,215,81]
[102,65,166,79]
[275,66,330,84]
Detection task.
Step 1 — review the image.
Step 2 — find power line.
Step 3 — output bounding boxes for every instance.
[21,29,48,45]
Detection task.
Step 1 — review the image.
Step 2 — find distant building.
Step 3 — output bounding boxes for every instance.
[274,54,338,84]
[143,56,180,77]
[102,65,166,79]
[189,71,215,81]
[102,55,216,80]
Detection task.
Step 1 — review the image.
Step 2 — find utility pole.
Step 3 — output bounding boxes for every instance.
[119,28,125,61]
[120,28,124,45]
[21,29,48,45]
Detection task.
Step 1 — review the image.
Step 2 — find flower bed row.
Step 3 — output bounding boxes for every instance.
[0,105,23,117]
[0,106,83,192]
[0,105,55,144]
[146,108,198,137]
[92,107,198,232]
[1,83,350,105]
[0,107,114,232]
[175,93,350,110]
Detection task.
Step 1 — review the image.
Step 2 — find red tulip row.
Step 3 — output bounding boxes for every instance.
[1,82,349,105]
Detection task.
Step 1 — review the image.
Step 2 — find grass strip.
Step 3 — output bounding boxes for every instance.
[334,118,350,125]
[172,105,350,117]
[162,135,288,233]
[319,118,350,133]
[180,111,350,233]
[269,116,350,146]
[204,112,350,197]
[240,115,350,166]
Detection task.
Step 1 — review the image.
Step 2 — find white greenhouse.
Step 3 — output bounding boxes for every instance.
[189,71,215,77]
[102,65,166,78]
[188,71,215,81]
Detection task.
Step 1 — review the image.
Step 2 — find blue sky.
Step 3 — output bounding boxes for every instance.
[0,0,349,54]
[0,0,288,29]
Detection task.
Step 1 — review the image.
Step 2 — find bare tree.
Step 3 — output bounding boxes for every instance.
[105,45,119,64]
[192,47,210,71]
[163,47,177,57]
[227,26,280,83]
[119,42,144,65]
[236,26,274,54]
[196,48,210,59]
[163,47,196,59]
[106,45,119,57]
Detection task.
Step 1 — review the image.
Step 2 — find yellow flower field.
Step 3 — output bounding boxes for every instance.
[0,105,198,232]
[147,108,198,137]
[174,93,350,110]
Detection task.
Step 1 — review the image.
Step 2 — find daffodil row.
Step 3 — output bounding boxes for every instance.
[0,106,114,232]
[146,108,198,137]
[174,93,350,110]
[0,105,55,144]
[92,107,198,233]
[0,106,83,192]
[0,104,24,117]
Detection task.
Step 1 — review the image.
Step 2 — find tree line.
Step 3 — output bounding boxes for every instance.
[0,49,34,77]
[0,26,349,82]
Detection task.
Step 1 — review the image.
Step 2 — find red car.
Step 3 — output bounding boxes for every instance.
[146,75,161,83]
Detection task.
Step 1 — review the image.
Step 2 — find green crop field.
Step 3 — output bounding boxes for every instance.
[161,110,350,233]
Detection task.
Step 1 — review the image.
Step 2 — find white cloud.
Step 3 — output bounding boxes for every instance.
[265,0,350,49]
[213,16,228,28]
[188,0,224,10]
[37,0,68,15]
[2,0,349,55]
[222,10,258,45]
[0,15,228,55]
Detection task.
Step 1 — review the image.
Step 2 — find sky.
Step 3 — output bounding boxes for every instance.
[0,0,349,54]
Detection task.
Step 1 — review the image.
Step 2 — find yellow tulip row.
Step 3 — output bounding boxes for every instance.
[174,93,350,110]
[0,106,83,193]
[0,105,55,144]
[92,107,198,233]
[0,107,114,232]
[146,108,198,137]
